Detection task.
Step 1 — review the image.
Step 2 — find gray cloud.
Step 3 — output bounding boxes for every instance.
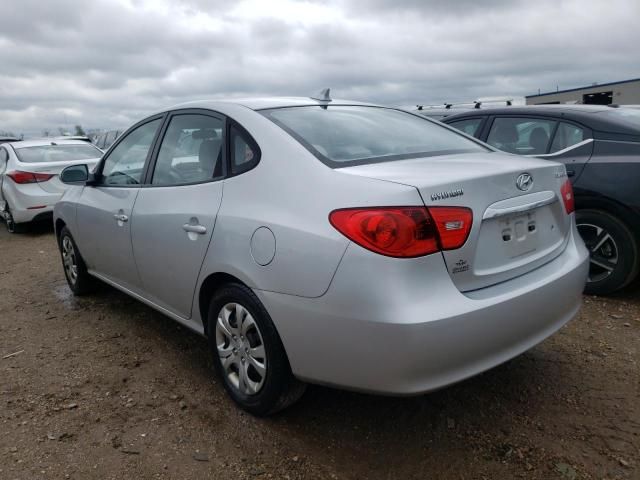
[0,0,638,136]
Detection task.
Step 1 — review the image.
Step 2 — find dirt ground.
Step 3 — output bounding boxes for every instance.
[0,224,638,480]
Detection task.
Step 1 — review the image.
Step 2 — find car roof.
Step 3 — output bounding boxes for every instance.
[443,105,640,134]
[166,97,378,112]
[11,139,97,149]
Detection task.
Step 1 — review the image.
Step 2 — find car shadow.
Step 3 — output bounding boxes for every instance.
[0,219,55,237]
[60,280,571,435]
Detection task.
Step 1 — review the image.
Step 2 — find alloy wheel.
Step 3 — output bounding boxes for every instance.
[215,303,267,395]
[61,236,79,285]
[576,222,619,283]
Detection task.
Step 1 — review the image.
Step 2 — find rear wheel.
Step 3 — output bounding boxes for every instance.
[58,227,95,295]
[576,209,639,295]
[207,283,305,416]
[3,207,26,233]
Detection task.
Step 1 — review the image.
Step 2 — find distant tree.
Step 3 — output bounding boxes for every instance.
[58,127,65,135]
[43,129,50,137]
[74,125,86,136]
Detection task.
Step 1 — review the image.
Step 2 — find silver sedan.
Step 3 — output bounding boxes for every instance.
[54,93,589,415]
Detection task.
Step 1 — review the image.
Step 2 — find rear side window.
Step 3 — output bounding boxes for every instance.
[447,118,483,138]
[230,125,260,175]
[14,144,102,163]
[152,114,225,186]
[262,106,487,167]
[487,117,556,155]
[549,122,586,153]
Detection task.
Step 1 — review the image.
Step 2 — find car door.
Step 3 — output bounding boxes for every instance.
[75,116,164,292]
[483,116,593,183]
[130,110,225,318]
[534,121,593,183]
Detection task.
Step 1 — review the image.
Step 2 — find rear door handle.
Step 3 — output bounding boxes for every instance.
[113,213,129,222]
[182,223,207,234]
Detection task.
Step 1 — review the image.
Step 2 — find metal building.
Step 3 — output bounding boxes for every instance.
[526,78,640,105]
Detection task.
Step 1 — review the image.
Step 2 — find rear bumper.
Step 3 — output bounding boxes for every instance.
[256,225,589,395]
[3,182,61,223]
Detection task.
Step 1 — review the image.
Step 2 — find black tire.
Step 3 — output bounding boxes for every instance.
[576,209,639,296]
[207,283,305,416]
[4,208,26,233]
[58,227,96,295]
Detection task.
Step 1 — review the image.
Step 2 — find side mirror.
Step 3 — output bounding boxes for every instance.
[60,164,89,184]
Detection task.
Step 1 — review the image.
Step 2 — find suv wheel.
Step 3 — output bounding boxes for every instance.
[576,209,639,295]
[207,283,306,415]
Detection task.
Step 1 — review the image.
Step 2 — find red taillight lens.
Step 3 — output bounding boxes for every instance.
[429,206,473,250]
[7,170,54,184]
[329,206,473,258]
[560,179,575,214]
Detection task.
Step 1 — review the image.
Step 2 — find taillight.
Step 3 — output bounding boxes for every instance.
[7,170,54,184]
[560,179,575,214]
[429,207,474,250]
[329,206,472,258]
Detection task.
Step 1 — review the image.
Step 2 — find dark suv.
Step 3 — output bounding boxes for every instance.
[444,105,640,295]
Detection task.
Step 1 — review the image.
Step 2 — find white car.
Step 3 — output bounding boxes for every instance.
[0,139,103,232]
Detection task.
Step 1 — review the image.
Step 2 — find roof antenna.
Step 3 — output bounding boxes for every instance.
[310,88,332,103]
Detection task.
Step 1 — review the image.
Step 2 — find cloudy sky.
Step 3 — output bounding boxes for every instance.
[0,0,638,136]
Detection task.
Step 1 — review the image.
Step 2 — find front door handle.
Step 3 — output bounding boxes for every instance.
[113,213,129,222]
[566,169,575,177]
[182,223,207,234]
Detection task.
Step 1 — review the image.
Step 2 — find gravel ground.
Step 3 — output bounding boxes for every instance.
[0,224,638,480]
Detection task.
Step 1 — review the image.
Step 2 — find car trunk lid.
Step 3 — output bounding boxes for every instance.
[338,152,572,291]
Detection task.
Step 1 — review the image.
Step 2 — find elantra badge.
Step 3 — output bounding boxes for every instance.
[516,173,533,191]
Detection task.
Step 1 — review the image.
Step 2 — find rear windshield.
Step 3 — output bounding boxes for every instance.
[15,144,102,163]
[262,106,488,167]
[601,108,640,129]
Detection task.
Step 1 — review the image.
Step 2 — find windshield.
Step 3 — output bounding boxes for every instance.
[15,144,102,163]
[601,108,640,129]
[262,106,488,167]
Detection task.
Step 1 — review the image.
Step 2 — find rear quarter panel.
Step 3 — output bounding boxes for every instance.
[195,105,423,315]
[574,139,640,230]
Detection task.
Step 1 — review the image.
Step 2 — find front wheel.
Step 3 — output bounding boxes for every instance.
[207,283,305,416]
[58,227,95,295]
[576,209,639,295]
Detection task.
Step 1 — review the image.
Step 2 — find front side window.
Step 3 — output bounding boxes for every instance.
[14,144,102,163]
[549,122,587,153]
[487,117,557,155]
[262,106,487,167]
[100,119,161,186]
[448,118,483,138]
[152,114,224,186]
